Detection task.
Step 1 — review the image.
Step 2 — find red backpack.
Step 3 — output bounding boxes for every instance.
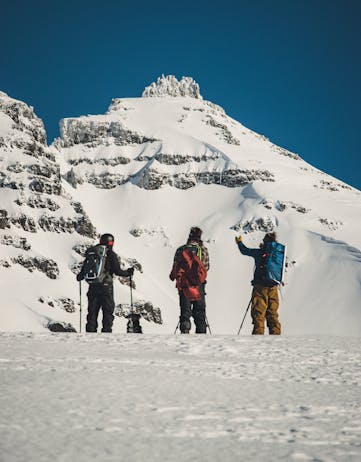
[170,244,207,300]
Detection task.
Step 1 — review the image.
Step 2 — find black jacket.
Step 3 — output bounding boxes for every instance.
[236,241,277,287]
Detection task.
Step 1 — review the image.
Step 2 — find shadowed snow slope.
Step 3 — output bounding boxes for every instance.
[1,76,361,335]
[0,333,360,462]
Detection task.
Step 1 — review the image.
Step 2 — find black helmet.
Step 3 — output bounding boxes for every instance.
[100,233,114,247]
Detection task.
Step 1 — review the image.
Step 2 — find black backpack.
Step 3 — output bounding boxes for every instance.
[82,244,109,284]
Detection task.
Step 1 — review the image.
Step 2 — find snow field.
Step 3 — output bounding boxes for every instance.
[1,333,360,462]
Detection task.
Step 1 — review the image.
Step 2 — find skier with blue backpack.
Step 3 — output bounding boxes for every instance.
[235,232,285,335]
[76,233,134,333]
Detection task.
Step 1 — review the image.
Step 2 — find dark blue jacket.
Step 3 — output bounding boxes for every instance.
[237,241,277,287]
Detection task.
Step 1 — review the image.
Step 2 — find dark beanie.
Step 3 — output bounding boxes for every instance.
[263,232,277,243]
[188,226,203,242]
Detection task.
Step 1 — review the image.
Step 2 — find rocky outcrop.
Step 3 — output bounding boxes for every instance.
[231,215,277,234]
[11,214,37,233]
[142,75,202,99]
[47,321,77,333]
[261,199,309,214]
[0,234,31,250]
[39,296,76,313]
[86,172,128,189]
[12,255,59,279]
[314,180,353,192]
[68,156,131,166]
[58,119,158,148]
[0,91,46,144]
[206,116,240,145]
[115,301,163,324]
[14,194,60,212]
[136,167,274,190]
[319,218,343,230]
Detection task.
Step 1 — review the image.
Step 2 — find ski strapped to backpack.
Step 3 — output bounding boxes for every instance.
[170,244,207,301]
[83,244,109,284]
[260,241,286,285]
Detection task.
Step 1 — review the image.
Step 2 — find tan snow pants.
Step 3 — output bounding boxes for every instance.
[251,284,281,335]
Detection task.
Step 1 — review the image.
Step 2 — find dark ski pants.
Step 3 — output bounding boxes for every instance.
[251,284,281,335]
[86,283,115,333]
[179,286,207,334]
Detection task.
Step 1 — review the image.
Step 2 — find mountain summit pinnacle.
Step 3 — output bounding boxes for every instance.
[142,74,202,99]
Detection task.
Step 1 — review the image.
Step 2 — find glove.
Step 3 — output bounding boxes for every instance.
[235,234,242,243]
[127,267,134,277]
[76,273,83,282]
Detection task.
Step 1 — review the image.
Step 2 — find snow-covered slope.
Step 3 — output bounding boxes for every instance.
[1,76,361,335]
[1,333,360,462]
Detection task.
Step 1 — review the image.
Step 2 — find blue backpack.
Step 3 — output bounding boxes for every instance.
[261,241,286,285]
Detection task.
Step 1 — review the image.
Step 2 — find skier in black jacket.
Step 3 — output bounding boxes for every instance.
[77,233,134,333]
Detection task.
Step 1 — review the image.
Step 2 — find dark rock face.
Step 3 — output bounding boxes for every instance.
[0,98,46,144]
[0,210,10,229]
[38,213,97,238]
[206,116,240,145]
[115,301,163,324]
[69,156,131,166]
[38,214,78,234]
[86,173,128,189]
[12,255,59,279]
[29,177,62,195]
[136,168,274,190]
[319,218,343,230]
[11,214,37,233]
[47,321,77,333]
[39,296,76,313]
[315,180,353,192]
[0,234,31,250]
[231,216,277,234]
[15,195,60,212]
[59,119,158,148]
[261,199,310,214]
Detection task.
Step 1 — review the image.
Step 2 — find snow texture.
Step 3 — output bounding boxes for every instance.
[0,333,360,462]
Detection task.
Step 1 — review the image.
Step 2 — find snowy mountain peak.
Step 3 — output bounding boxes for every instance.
[142,74,202,99]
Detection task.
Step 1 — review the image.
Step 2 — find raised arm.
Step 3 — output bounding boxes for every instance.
[235,235,259,258]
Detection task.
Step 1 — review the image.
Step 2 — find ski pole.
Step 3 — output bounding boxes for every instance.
[174,320,180,334]
[237,298,252,335]
[205,315,212,334]
[79,281,82,333]
[129,274,134,314]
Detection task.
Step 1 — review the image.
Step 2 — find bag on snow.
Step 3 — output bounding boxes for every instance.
[82,244,109,284]
[261,241,286,285]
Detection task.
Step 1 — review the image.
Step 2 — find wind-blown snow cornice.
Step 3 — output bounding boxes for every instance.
[142,75,202,99]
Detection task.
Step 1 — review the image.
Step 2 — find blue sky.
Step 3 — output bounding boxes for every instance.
[2,0,360,189]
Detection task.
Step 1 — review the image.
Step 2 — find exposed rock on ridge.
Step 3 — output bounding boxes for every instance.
[142,75,202,99]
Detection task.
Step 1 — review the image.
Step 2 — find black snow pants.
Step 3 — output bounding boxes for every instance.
[179,285,207,334]
[86,283,115,333]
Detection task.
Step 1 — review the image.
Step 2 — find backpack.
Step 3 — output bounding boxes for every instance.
[261,241,286,285]
[180,245,207,286]
[82,244,109,284]
[171,244,207,300]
